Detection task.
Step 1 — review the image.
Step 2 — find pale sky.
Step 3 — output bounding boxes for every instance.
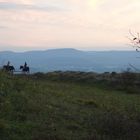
[0,0,140,51]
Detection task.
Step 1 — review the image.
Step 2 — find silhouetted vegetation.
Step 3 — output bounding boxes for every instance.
[0,70,140,140]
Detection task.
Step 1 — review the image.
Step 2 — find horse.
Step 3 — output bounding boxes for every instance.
[20,65,30,73]
[3,65,15,73]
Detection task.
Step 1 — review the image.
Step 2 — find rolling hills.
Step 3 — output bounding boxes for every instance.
[0,48,140,73]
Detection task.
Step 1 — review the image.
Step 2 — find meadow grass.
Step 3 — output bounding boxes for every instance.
[0,71,140,140]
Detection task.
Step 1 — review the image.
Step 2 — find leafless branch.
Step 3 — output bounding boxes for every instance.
[129,63,140,72]
[128,29,140,51]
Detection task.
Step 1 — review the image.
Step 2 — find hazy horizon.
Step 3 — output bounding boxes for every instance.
[0,0,140,51]
[0,47,136,53]
[0,49,139,73]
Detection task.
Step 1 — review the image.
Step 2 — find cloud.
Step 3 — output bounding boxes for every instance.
[0,0,140,50]
[0,2,62,12]
[0,25,8,29]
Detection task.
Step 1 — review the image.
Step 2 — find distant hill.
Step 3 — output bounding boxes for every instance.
[0,48,140,73]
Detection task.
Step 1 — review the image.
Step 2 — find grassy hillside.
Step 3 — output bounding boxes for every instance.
[0,71,140,140]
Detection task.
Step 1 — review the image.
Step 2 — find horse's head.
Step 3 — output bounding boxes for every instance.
[20,65,23,69]
[3,65,7,69]
[3,65,7,71]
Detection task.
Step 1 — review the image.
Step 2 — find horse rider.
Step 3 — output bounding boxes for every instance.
[24,62,27,69]
[7,61,10,67]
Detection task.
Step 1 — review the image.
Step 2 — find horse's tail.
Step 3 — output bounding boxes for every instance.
[13,66,15,70]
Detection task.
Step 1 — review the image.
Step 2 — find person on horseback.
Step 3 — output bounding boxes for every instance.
[24,62,27,69]
[20,62,30,73]
[7,61,10,67]
[3,61,15,73]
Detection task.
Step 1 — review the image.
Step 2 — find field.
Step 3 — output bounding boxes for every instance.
[0,71,140,140]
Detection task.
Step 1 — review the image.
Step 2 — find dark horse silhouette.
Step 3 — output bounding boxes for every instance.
[20,65,30,73]
[3,65,15,73]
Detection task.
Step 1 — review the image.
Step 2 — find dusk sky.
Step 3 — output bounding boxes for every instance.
[0,0,140,51]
